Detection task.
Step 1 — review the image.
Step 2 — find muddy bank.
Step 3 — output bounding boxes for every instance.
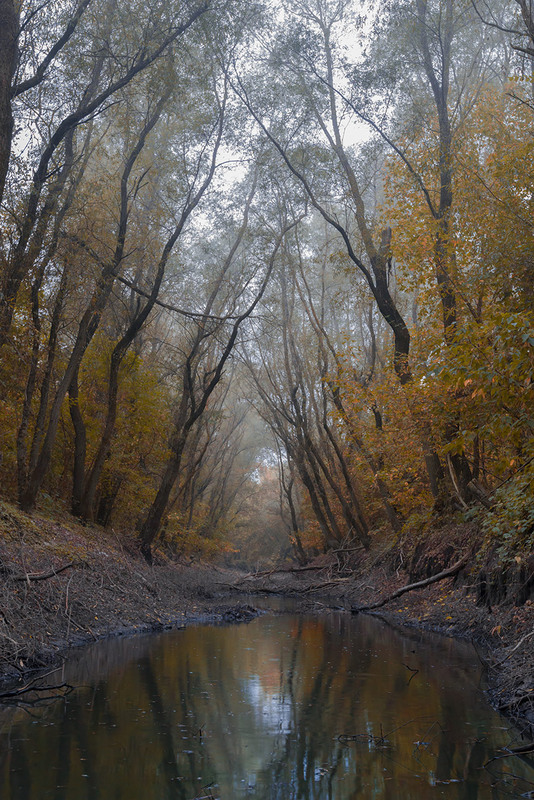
[0,501,255,683]
[0,501,532,743]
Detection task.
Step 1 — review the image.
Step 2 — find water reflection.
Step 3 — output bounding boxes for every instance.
[0,613,532,799]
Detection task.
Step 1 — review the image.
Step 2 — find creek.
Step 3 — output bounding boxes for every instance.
[0,611,532,799]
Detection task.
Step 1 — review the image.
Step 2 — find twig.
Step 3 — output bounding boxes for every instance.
[12,562,75,582]
[0,667,74,703]
[494,629,534,668]
[499,692,534,711]
[402,662,419,685]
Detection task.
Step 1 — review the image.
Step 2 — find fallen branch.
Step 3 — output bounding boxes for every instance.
[233,564,328,584]
[498,692,534,712]
[283,564,331,573]
[292,577,353,594]
[0,668,74,704]
[351,552,470,613]
[12,562,74,583]
[217,583,285,595]
[218,574,354,595]
[484,741,534,765]
[494,628,534,668]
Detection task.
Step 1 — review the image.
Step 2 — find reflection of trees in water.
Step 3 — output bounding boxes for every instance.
[55,707,72,800]
[138,657,186,799]
[253,617,368,799]
[0,615,533,799]
[8,735,30,800]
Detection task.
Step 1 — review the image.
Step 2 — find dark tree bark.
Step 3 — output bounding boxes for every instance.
[16,121,92,504]
[294,257,404,536]
[279,459,307,565]
[416,0,474,498]
[0,0,18,205]
[76,91,225,521]
[278,263,364,547]
[236,65,445,501]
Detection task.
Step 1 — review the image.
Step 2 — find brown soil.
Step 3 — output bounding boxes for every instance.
[0,501,533,742]
[0,501,247,680]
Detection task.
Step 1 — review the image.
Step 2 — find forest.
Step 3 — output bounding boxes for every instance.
[0,0,532,570]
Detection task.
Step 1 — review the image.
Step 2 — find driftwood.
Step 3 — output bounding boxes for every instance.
[292,577,353,594]
[352,552,470,613]
[219,573,355,595]
[217,583,285,595]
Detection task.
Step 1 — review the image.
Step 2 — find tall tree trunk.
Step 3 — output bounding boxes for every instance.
[417,0,472,500]
[0,0,17,206]
[290,444,340,549]
[16,268,43,502]
[78,347,122,520]
[281,466,307,565]
[17,167,79,499]
[28,266,68,475]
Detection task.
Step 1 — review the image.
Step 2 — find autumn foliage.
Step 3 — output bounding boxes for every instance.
[0,0,533,567]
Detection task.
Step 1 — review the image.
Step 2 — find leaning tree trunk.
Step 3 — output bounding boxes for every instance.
[139,433,188,562]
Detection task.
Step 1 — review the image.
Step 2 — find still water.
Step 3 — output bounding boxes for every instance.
[0,612,532,799]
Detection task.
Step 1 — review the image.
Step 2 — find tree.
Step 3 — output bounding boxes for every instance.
[69,76,228,521]
[242,219,372,552]
[138,184,296,560]
[18,89,172,510]
[0,0,18,203]
[0,0,209,346]
[234,0,448,500]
